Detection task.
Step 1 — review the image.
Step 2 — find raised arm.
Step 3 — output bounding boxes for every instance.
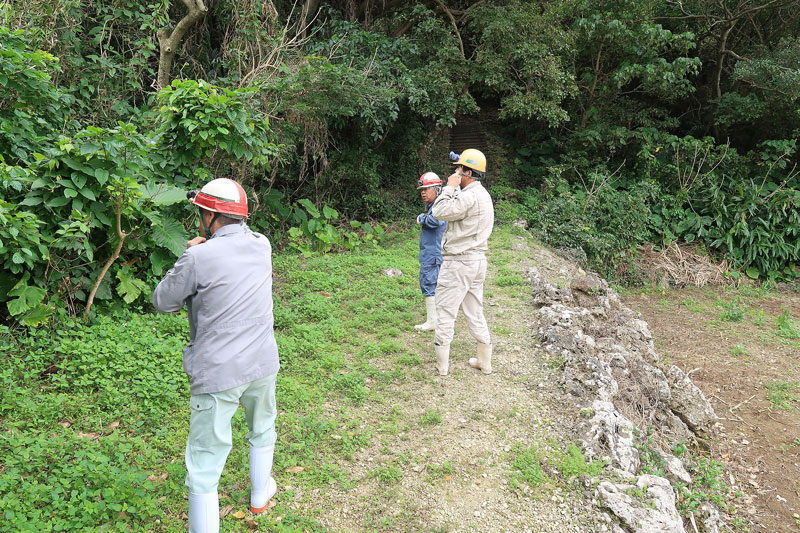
[431,186,476,221]
[152,251,198,312]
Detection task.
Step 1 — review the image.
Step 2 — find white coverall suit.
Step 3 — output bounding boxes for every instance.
[431,180,495,348]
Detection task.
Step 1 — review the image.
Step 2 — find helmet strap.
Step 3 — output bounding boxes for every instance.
[199,209,220,238]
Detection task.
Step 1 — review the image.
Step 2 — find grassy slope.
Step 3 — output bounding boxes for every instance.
[1,223,608,532]
[0,225,444,531]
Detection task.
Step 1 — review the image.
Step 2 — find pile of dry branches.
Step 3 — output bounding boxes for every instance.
[638,243,737,288]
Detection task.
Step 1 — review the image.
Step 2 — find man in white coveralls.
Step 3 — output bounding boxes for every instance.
[431,149,495,376]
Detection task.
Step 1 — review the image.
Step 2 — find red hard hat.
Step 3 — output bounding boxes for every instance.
[190,178,248,218]
[417,172,442,189]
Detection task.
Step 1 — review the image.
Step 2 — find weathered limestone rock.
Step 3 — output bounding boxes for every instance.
[656,449,692,486]
[571,273,606,308]
[528,267,574,307]
[666,365,718,434]
[596,475,686,533]
[582,400,639,474]
[531,267,719,533]
[696,502,721,533]
[564,356,618,400]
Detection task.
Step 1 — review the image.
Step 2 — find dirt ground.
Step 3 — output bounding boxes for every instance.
[624,285,800,533]
[296,231,609,532]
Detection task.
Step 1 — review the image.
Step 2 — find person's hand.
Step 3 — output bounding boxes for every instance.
[447,172,461,188]
[187,236,207,248]
[417,214,425,224]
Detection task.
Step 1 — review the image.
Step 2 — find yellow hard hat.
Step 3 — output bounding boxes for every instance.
[452,149,486,173]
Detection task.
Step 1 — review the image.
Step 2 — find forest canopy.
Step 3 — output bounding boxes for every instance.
[1,0,799,325]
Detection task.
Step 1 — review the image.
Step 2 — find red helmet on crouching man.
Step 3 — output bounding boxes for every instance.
[187,178,248,238]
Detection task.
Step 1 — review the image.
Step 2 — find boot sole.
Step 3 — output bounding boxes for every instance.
[250,478,277,514]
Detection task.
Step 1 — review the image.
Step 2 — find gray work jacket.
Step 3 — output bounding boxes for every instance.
[432,181,494,259]
[152,223,280,394]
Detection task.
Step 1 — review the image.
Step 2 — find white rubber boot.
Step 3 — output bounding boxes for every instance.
[434,344,450,376]
[188,492,219,533]
[469,343,492,374]
[250,445,277,514]
[414,296,437,330]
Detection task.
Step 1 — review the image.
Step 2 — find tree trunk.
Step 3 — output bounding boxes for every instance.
[157,0,209,89]
[83,204,127,320]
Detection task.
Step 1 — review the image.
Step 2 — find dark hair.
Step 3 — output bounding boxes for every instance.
[459,166,485,181]
[200,208,243,226]
[217,214,243,226]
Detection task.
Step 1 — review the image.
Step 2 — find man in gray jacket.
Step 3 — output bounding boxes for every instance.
[431,149,494,377]
[153,178,279,533]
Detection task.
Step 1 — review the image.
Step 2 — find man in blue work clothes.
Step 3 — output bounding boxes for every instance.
[153,178,279,532]
[414,172,447,331]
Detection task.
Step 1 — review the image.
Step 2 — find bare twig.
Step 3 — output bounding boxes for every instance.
[731,394,757,411]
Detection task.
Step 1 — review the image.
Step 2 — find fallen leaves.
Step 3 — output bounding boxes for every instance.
[146,472,169,483]
[286,466,305,473]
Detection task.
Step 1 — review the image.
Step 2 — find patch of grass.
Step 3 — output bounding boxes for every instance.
[494,324,513,335]
[718,299,745,322]
[397,353,422,367]
[370,463,403,484]
[730,344,749,356]
[547,353,565,369]
[625,485,650,501]
[730,516,751,532]
[751,308,767,327]
[676,455,728,515]
[1,224,440,530]
[764,380,799,410]
[426,461,455,482]
[633,427,667,478]
[419,409,442,426]
[330,372,369,403]
[775,310,800,339]
[682,298,703,313]
[508,444,547,492]
[656,298,672,309]
[555,443,605,479]
[495,267,527,287]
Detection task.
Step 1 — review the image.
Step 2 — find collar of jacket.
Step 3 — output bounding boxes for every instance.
[461,181,482,192]
[210,222,246,239]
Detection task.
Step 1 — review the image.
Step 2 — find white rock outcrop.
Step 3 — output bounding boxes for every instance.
[596,474,686,533]
[527,267,720,533]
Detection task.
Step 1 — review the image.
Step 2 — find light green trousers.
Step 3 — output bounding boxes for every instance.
[185,373,278,494]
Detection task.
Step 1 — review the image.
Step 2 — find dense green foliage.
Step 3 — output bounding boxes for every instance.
[1,0,800,324]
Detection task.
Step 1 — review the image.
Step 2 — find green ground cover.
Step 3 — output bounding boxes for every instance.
[0,225,427,532]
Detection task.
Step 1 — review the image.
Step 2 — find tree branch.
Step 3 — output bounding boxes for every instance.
[433,0,464,58]
[83,203,127,320]
[157,0,208,89]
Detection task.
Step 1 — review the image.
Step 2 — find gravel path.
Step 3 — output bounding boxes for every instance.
[293,233,611,532]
